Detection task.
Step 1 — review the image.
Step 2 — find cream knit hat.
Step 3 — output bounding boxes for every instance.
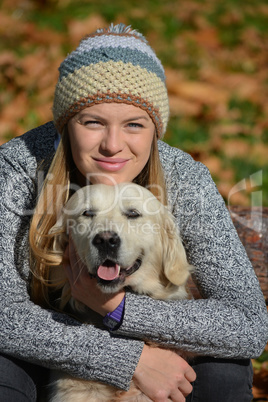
[53,23,169,138]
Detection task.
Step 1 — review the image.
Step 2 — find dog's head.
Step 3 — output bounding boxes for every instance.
[51,183,192,300]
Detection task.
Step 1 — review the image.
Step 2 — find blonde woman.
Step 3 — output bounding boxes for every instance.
[0,24,267,402]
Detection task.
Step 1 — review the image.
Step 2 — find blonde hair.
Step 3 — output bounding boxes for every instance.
[29,127,168,307]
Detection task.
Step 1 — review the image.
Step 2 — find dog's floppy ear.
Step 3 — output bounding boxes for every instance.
[161,212,192,287]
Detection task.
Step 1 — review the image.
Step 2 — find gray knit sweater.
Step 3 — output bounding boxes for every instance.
[0,121,267,390]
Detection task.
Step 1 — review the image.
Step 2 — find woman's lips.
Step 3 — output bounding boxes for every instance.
[93,158,129,171]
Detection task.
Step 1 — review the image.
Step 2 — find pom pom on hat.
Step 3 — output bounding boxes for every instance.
[53,23,169,138]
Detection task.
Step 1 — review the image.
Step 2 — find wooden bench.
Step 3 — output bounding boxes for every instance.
[189,206,268,304]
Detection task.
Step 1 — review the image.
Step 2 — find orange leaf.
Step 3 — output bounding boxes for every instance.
[168,95,202,117]
[171,81,229,106]
[67,14,107,46]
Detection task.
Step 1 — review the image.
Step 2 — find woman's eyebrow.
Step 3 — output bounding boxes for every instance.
[77,112,103,119]
[76,113,150,122]
[123,116,150,122]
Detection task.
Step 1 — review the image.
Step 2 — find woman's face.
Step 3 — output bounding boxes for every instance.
[68,103,155,185]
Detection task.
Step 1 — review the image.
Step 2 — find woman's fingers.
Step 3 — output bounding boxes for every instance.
[133,345,196,401]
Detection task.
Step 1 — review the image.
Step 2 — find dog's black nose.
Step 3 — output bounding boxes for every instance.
[93,231,121,251]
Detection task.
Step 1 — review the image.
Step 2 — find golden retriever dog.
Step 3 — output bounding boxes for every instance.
[48,182,193,402]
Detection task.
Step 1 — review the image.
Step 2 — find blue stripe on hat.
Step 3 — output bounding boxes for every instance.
[69,35,164,72]
[59,47,166,82]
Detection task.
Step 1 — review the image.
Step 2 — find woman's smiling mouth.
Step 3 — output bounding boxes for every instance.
[93,157,129,171]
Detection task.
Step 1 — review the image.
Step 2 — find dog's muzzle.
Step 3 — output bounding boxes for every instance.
[93,231,120,259]
[91,231,142,285]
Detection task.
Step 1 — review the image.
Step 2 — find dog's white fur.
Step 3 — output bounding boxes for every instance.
[48,183,193,402]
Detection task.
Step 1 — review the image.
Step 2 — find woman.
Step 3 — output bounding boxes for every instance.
[0,23,267,402]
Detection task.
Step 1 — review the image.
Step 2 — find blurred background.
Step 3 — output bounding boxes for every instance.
[0,0,267,399]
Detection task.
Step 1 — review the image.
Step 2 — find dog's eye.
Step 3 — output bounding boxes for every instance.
[125,209,141,219]
[83,210,96,218]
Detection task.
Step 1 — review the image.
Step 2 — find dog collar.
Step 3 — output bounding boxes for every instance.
[103,296,125,331]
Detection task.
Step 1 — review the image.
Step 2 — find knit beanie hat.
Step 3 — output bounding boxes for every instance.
[52,23,169,138]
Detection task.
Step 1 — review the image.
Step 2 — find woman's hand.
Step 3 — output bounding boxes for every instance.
[63,237,125,316]
[133,344,196,402]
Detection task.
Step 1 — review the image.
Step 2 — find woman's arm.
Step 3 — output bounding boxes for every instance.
[116,151,268,359]
[0,131,145,391]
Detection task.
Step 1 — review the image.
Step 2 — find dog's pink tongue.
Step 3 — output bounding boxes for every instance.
[97,263,120,280]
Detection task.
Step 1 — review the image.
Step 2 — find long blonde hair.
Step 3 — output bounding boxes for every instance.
[29,126,168,307]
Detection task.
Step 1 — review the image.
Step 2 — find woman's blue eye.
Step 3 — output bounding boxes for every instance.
[128,123,143,128]
[85,120,101,125]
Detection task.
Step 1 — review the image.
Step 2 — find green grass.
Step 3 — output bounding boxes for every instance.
[166,117,210,151]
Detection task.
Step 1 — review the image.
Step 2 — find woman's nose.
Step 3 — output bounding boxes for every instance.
[100,126,124,154]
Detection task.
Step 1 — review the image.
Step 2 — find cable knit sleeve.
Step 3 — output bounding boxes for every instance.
[0,123,144,391]
[116,142,268,359]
